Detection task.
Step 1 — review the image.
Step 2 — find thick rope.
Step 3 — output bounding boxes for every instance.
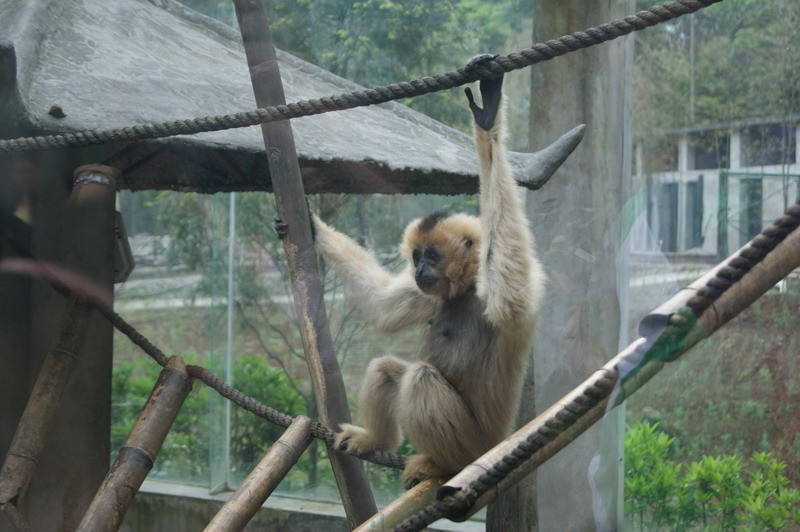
[0,0,722,155]
[392,199,800,531]
[686,201,800,316]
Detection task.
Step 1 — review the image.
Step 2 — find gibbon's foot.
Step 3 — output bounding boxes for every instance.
[273,215,288,240]
[464,53,504,131]
[401,454,447,490]
[334,423,380,454]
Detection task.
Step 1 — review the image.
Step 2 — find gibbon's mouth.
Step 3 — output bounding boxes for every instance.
[415,275,438,293]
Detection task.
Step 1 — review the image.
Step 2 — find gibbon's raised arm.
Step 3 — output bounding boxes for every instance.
[312,214,437,332]
[467,71,544,326]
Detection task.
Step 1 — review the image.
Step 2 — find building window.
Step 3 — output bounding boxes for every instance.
[690,132,730,170]
[685,176,704,249]
[739,178,763,241]
[656,182,679,252]
[641,137,679,173]
[742,123,797,167]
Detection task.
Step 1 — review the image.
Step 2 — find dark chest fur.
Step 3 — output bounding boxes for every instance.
[419,291,498,391]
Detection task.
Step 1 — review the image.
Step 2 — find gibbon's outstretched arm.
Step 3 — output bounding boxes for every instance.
[311,215,437,332]
[465,56,544,326]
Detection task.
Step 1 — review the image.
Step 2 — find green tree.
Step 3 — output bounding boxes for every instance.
[634,0,800,133]
[179,0,527,128]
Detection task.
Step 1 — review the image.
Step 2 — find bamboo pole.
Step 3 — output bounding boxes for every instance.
[0,293,90,509]
[203,416,313,532]
[352,478,443,532]
[230,1,377,527]
[76,356,192,532]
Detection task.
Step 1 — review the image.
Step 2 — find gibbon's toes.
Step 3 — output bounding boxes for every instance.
[403,473,425,490]
[334,423,371,453]
[401,454,444,490]
[273,215,289,240]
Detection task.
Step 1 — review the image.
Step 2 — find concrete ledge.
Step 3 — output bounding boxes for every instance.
[121,480,484,531]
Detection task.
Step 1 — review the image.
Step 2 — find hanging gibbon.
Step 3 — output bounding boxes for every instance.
[279,56,545,488]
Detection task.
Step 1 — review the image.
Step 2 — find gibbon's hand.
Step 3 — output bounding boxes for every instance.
[272,215,288,240]
[272,197,316,241]
[464,53,504,131]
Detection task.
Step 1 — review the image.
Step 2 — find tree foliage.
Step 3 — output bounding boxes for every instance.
[634,0,800,134]
[625,422,800,531]
[179,0,527,129]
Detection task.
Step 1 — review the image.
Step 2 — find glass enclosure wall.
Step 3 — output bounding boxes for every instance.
[624,0,800,529]
[104,0,800,529]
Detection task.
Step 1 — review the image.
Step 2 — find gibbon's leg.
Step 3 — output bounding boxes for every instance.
[335,356,407,453]
[398,362,492,488]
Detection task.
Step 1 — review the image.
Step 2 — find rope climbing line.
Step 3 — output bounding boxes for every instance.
[391,200,800,532]
[0,0,723,155]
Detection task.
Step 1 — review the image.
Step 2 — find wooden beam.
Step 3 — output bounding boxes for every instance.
[203,416,313,532]
[231,1,377,527]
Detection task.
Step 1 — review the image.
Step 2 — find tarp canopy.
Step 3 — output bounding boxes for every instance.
[0,0,542,194]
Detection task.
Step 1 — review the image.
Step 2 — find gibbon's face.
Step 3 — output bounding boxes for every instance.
[403,212,481,300]
[412,245,445,295]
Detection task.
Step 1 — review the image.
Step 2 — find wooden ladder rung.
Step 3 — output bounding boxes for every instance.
[77,356,192,532]
[203,415,313,532]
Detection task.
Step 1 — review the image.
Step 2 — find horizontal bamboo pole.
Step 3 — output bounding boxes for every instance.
[353,478,443,532]
[203,416,313,532]
[77,356,192,532]
[0,294,90,507]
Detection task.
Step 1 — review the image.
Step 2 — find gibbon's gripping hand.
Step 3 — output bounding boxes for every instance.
[273,215,289,240]
[272,197,316,241]
[464,53,504,131]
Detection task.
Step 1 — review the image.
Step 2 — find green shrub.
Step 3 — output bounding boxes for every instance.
[625,422,800,531]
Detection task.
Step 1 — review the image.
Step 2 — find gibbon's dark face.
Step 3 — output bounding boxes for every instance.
[412,245,444,294]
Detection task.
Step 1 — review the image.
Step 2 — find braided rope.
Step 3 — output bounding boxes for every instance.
[686,201,800,316]
[0,0,722,155]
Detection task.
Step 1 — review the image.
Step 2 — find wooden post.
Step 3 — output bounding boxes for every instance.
[0,294,90,512]
[231,1,377,527]
[0,162,117,530]
[77,356,192,532]
[525,0,634,529]
[204,416,313,532]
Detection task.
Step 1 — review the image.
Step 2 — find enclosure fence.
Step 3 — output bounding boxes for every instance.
[6,0,800,531]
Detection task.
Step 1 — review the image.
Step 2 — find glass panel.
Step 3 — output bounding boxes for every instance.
[743,123,797,167]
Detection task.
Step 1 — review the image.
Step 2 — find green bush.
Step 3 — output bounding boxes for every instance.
[625,421,800,531]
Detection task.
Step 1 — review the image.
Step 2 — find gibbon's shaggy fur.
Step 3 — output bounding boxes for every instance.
[311,60,545,488]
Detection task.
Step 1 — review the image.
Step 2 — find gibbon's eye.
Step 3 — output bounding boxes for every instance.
[423,247,441,264]
[463,238,473,249]
[412,249,421,266]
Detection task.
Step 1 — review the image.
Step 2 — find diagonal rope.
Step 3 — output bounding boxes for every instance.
[0,0,723,155]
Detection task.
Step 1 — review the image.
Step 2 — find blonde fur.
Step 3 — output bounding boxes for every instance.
[314,76,544,488]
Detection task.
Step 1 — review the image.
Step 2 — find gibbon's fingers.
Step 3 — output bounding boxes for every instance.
[272,215,288,240]
[273,198,316,241]
[477,75,504,128]
[464,53,504,130]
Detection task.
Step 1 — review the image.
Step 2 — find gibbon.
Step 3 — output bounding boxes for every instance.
[283,56,545,488]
